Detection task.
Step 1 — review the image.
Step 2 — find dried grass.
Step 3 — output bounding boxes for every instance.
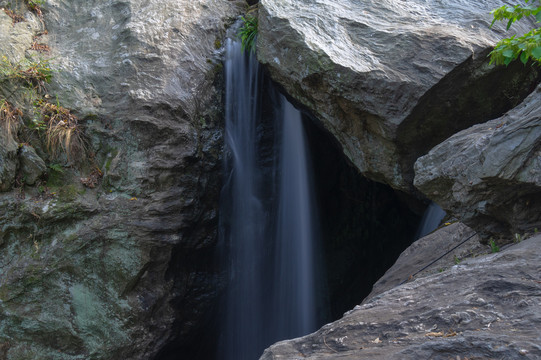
[2,8,25,23]
[0,99,23,140]
[38,102,87,161]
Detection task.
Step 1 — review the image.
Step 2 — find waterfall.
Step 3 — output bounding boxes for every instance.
[415,202,446,239]
[219,38,320,359]
[271,98,317,339]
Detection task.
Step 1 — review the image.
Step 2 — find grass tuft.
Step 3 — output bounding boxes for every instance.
[37,101,87,161]
[0,99,23,140]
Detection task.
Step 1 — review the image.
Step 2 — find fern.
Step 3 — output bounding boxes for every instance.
[238,16,258,53]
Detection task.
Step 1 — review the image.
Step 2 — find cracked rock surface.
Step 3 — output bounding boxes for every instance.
[260,235,541,360]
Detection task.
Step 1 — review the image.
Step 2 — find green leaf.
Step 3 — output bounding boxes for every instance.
[502,49,515,58]
[520,51,529,64]
[532,46,541,59]
[536,11,541,22]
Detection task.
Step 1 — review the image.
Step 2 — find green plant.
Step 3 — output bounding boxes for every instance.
[48,162,64,173]
[453,255,461,265]
[514,233,523,243]
[489,0,541,65]
[489,239,500,253]
[238,15,258,53]
[0,56,53,90]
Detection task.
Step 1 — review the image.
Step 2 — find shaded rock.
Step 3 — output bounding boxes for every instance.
[0,0,244,359]
[257,0,541,191]
[260,235,541,360]
[414,84,541,239]
[363,222,485,303]
[19,145,46,185]
[0,131,18,192]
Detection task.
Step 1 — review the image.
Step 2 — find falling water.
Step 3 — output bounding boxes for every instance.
[271,98,317,339]
[415,202,446,239]
[219,38,320,359]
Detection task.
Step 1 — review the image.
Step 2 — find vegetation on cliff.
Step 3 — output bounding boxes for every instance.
[490,0,541,65]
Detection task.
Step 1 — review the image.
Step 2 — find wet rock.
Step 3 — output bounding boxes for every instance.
[257,0,541,191]
[414,85,541,239]
[260,235,541,360]
[19,145,46,185]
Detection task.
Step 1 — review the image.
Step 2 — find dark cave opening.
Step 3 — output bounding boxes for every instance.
[301,112,422,320]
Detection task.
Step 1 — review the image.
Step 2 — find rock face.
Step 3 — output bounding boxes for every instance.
[257,0,541,191]
[0,0,243,359]
[260,235,541,360]
[363,222,484,304]
[414,85,541,239]
[19,145,47,185]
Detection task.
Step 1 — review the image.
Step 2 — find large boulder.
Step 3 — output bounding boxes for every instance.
[257,0,541,191]
[414,85,541,239]
[0,0,243,359]
[260,235,541,359]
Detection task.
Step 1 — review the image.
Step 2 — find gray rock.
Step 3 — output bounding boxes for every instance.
[260,235,541,360]
[0,8,40,192]
[0,131,18,192]
[414,85,541,239]
[0,0,244,359]
[257,0,541,191]
[363,222,485,303]
[0,10,41,63]
[19,145,46,185]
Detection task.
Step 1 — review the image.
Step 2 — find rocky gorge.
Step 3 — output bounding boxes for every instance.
[0,0,540,360]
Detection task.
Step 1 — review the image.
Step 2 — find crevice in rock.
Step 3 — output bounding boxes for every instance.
[153,246,223,360]
[302,111,422,320]
[397,48,541,190]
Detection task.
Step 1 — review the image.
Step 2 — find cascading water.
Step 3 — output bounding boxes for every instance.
[271,98,318,340]
[219,37,320,359]
[415,202,446,239]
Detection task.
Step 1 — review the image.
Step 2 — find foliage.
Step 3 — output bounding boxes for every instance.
[24,0,44,17]
[489,0,541,65]
[0,56,52,89]
[47,162,65,174]
[238,15,258,53]
[489,239,500,253]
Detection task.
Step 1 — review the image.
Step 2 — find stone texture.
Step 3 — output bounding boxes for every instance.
[0,0,244,359]
[260,235,541,360]
[0,129,18,191]
[414,84,541,239]
[0,9,40,192]
[257,0,541,191]
[19,145,46,185]
[0,9,41,63]
[363,222,486,304]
